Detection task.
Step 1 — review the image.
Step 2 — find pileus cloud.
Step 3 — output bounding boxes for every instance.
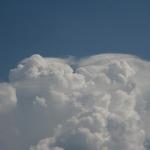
[0,54,150,150]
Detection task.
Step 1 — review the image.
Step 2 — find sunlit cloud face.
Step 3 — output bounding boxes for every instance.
[0,54,150,150]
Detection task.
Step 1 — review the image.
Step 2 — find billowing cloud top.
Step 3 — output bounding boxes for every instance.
[0,54,150,150]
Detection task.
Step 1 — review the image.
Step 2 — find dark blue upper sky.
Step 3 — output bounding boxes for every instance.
[0,0,150,80]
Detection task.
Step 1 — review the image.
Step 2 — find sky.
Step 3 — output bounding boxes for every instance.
[0,1,150,149]
[0,0,150,80]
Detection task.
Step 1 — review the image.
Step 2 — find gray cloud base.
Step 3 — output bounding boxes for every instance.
[0,54,150,150]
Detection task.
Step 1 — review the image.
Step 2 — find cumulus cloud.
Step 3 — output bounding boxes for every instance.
[0,83,16,112]
[0,53,150,150]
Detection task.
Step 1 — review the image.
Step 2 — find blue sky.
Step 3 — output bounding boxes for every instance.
[0,0,150,80]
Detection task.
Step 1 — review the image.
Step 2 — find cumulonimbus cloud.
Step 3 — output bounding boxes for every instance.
[0,53,150,150]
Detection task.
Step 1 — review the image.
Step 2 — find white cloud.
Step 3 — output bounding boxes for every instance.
[0,53,149,150]
[0,83,16,112]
